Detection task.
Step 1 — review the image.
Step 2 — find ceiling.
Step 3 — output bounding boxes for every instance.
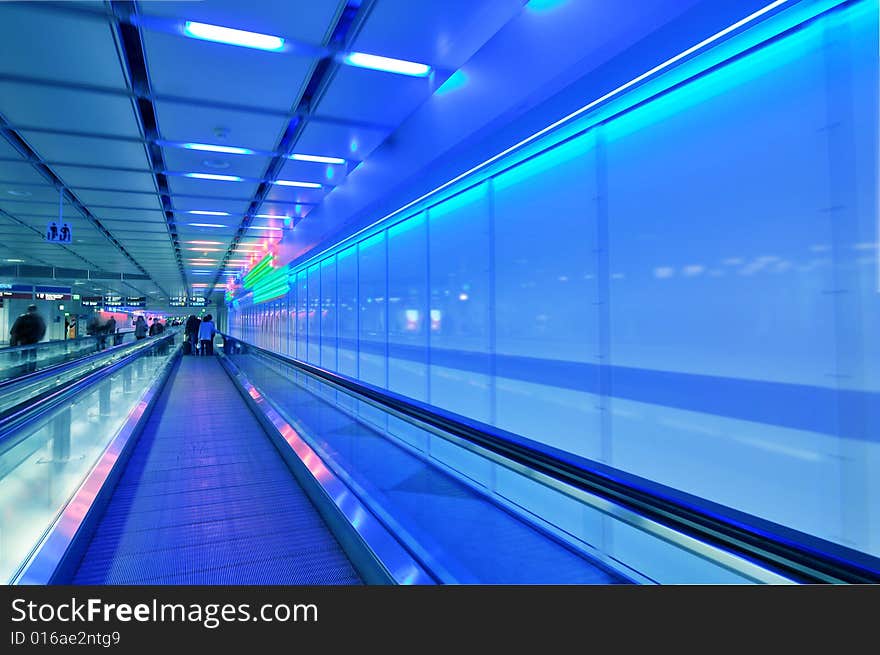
[0,0,526,309]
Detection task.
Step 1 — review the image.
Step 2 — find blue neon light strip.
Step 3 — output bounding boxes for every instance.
[286,0,832,276]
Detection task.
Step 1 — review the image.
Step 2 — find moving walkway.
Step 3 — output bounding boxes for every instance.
[2,334,877,585]
[0,331,136,384]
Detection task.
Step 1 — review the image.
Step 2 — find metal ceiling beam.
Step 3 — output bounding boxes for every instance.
[207,0,377,296]
[0,114,171,299]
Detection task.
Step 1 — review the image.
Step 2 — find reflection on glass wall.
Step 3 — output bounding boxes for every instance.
[230,1,879,559]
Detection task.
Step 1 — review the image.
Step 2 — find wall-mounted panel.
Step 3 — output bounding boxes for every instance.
[428,184,492,423]
[387,213,428,401]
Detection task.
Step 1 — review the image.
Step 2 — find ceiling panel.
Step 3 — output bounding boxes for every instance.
[263,185,326,205]
[167,176,258,200]
[256,202,301,219]
[92,209,166,223]
[74,191,162,211]
[58,169,156,194]
[138,0,342,45]
[177,222,238,234]
[0,161,52,186]
[0,6,128,89]
[0,139,27,159]
[162,147,270,179]
[144,29,315,111]
[173,197,248,214]
[0,83,142,137]
[351,0,522,70]
[21,132,151,169]
[277,159,344,184]
[0,200,79,216]
[154,100,287,151]
[0,193,78,210]
[314,66,432,126]
[294,121,388,161]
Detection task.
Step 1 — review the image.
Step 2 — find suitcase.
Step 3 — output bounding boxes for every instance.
[182,340,192,355]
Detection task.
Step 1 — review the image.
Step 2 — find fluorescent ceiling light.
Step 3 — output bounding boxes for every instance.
[187,223,228,228]
[183,21,285,52]
[191,283,210,287]
[254,214,294,219]
[187,210,230,216]
[187,240,223,245]
[184,172,243,181]
[248,226,283,231]
[290,153,345,165]
[188,259,217,263]
[342,52,431,77]
[183,143,254,155]
[187,247,222,251]
[6,258,25,262]
[274,180,322,188]
[190,271,213,275]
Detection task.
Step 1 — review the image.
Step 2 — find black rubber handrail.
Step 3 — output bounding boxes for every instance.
[0,330,136,355]
[0,331,144,392]
[221,333,880,584]
[0,332,178,454]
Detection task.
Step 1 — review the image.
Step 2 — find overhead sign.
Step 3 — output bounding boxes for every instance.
[169,296,187,307]
[45,221,73,244]
[188,296,206,307]
[0,283,33,299]
[126,296,146,308]
[104,295,123,307]
[35,285,71,301]
[81,295,101,306]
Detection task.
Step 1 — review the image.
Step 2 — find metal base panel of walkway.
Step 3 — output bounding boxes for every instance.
[72,356,362,585]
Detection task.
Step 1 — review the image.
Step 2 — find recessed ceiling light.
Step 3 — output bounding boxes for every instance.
[187,240,223,245]
[183,21,285,52]
[289,153,345,165]
[6,190,33,197]
[187,247,222,251]
[184,172,243,182]
[341,52,431,77]
[187,210,230,216]
[6,258,25,262]
[274,179,322,189]
[187,223,228,228]
[183,142,254,155]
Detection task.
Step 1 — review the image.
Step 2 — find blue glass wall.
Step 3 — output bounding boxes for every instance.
[230,1,879,559]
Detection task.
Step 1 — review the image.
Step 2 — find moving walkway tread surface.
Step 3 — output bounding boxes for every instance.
[231,354,625,584]
[72,356,362,584]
